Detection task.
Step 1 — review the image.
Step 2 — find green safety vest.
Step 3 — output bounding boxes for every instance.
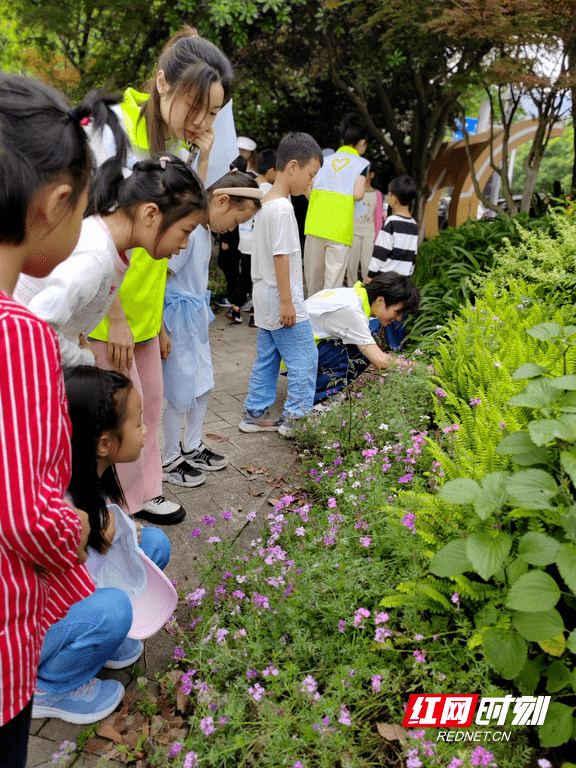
[90,89,171,344]
[304,146,369,247]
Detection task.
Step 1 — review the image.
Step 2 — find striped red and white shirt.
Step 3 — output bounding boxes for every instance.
[0,291,95,725]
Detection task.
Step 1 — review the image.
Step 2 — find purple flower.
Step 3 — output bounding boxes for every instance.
[183,753,198,768]
[246,511,257,522]
[353,607,370,628]
[300,675,318,694]
[327,497,337,508]
[295,527,305,536]
[199,716,215,735]
[469,397,482,406]
[413,649,426,663]
[201,515,215,526]
[190,528,201,538]
[248,683,266,702]
[435,388,447,397]
[222,510,232,519]
[168,742,182,757]
[216,628,229,644]
[219,716,229,725]
[451,592,459,604]
[372,674,382,693]
[338,620,346,632]
[338,704,352,726]
[374,612,389,625]
[262,665,280,677]
[359,536,371,547]
[208,536,221,544]
[293,763,305,768]
[172,647,185,660]
[375,627,392,642]
[402,512,416,534]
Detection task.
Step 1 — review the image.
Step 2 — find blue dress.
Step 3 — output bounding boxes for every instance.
[162,226,215,413]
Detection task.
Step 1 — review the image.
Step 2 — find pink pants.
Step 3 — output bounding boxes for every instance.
[91,336,163,515]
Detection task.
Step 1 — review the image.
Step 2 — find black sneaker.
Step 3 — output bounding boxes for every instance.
[162,457,206,488]
[224,306,243,324]
[136,495,186,525]
[182,443,228,471]
[249,313,256,328]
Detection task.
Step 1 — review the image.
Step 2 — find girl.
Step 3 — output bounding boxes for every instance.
[161,171,262,486]
[33,366,172,724]
[0,74,93,768]
[15,152,207,368]
[87,26,234,524]
[346,165,384,285]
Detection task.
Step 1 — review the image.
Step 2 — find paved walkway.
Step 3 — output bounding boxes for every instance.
[27,307,298,766]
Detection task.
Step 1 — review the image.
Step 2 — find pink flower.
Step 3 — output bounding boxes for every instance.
[353,607,370,628]
[295,527,305,536]
[372,674,382,693]
[216,628,229,644]
[168,742,182,757]
[327,497,337,508]
[374,612,389,625]
[199,716,215,735]
[248,683,266,702]
[246,511,257,522]
[183,752,198,768]
[222,510,232,519]
[190,528,201,538]
[201,515,215,526]
[208,536,221,544]
[451,592,459,603]
[338,704,352,726]
[413,649,426,663]
[469,397,481,406]
[435,388,447,397]
[359,536,371,547]
[402,512,416,533]
[338,620,346,632]
[375,627,392,642]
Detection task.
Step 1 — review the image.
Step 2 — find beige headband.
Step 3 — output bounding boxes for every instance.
[212,187,263,200]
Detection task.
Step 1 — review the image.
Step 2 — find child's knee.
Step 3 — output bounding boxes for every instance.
[139,526,172,570]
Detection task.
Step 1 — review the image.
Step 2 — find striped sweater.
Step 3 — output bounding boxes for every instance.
[0,291,94,725]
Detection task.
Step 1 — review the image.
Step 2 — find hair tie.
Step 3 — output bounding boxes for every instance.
[159,156,170,170]
[212,187,263,200]
[229,167,239,173]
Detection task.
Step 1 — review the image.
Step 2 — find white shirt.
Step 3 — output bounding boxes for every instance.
[251,197,308,331]
[306,287,375,347]
[238,181,272,255]
[14,216,129,367]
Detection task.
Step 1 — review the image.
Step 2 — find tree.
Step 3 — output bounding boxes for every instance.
[431,0,576,215]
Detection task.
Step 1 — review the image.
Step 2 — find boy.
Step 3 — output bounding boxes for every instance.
[305,272,420,404]
[304,113,369,295]
[367,175,419,278]
[239,132,323,437]
[226,148,278,326]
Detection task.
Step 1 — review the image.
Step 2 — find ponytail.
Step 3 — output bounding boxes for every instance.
[87,153,208,233]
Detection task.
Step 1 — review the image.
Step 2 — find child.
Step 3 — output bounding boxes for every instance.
[33,366,172,723]
[367,175,418,279]
[305,272,420,404]
[87,26,234,525]
[162,171,262,486]
[226,148,278,326]
[346,165,384,285]
[0,74,93,768]
[367,175,419,349]
[15,153,207,368]
[240,133,323,437]
[303,113,369,295]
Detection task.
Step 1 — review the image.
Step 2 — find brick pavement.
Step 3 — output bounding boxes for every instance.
[27,306,298,766]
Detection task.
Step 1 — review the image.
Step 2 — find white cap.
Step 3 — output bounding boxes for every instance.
[238,136,257,152]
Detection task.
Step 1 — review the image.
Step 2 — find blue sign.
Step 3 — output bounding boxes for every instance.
[452,118,479,141]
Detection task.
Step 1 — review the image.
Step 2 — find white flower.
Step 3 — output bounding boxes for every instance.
[352,481,361,488]
[379,423,389,430]
[335,488,344,494]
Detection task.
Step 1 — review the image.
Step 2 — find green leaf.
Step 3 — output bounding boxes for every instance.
[526,322,564,340]
[474,603,498,629]
[539,702,575,747]
[512,447,551,466]
[515,659,540,693]
[496,431,537,455]
[437,478,480,504]
[512,363,549,380]
[506,469,559,509]
[528,418,575,446]
[567,629,576,653]
[551,375,576,390]
[506,557,529,584]
[506,570,561,612]
[472,472,509,520]
[561,450,576,489]
[507,379,559,408]
[429,538,471,577]
[483,628,527,679]
[465,532,512,581]
[555,546,576,590]
[513,609,564,641]
[546,661,572,692]
[517,532,561,566]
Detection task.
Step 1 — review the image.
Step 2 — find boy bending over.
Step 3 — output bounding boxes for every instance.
[240,133,323,437]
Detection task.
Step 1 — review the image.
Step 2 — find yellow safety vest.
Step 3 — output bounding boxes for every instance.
[90,89,170,344]
[304,146,369,247]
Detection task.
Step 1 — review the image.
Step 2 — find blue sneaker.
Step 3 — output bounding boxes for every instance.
[104,637,143,669]
[215,297,232,308]
[32,678,124,724]
[239,408,283,433]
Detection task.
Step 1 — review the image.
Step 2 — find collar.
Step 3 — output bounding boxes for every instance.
[354,281,371,317]
[337,145,360,157]
[121,88,151,152]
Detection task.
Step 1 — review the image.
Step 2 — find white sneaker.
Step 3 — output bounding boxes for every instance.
[162,457,206,488]
[182,443,228,471]
[136,495,186,525]
[241,298,253,312]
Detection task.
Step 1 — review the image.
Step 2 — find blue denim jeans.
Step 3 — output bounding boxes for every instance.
[37,527,171,693]
[244,320,318,419]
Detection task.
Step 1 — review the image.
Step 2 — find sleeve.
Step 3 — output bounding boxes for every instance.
[271,204,300,256]
[322,306,375,347]
[54,330,97,368]
[0,315,84,572]
[368,220,394,276]
[26,252,106,332]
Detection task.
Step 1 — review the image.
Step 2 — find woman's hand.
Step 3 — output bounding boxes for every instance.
[107,316,135,372]
[159,322,171,360]
[195,127,216,182]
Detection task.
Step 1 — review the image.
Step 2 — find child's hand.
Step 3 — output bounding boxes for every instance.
[159,323,171,360]
[79,334,96,361]
[134,520,142,544]
[66,504,90,565]
[107,316,135,371]
[280,300,296,327]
